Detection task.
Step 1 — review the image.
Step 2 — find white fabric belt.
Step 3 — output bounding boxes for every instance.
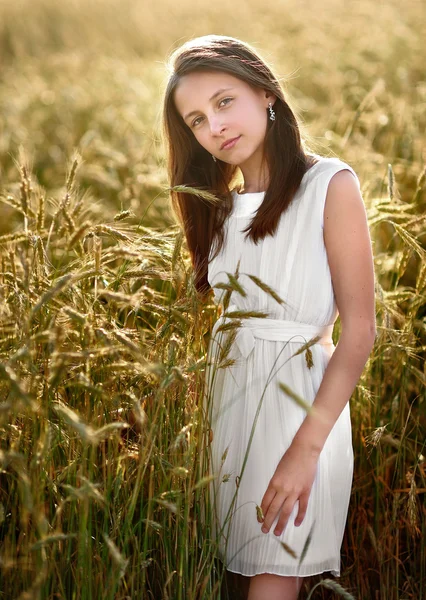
[211,304,334,359]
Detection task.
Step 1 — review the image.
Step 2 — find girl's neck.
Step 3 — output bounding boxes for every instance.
[237,154,319,194]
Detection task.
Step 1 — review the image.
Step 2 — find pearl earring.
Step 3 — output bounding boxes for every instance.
[212,155,217,162]
[268,102,276,121]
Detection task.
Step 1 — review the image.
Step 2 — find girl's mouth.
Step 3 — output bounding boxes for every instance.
[221,136,241,150]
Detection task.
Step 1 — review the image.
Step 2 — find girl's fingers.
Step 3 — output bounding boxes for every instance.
[273,496,297,535]
[261,493,286,533]
[259,488,277,525]
[295,494,309,526]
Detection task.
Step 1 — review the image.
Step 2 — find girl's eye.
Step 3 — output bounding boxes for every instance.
[219,97,232,107]
[191,97,233,128]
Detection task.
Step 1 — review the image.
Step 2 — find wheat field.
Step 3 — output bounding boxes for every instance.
[0,1,425,598]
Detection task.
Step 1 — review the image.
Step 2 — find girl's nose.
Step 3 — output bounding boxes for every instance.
[209,117,225,135]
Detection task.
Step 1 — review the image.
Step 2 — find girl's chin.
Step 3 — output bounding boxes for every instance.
[222,159,242,167]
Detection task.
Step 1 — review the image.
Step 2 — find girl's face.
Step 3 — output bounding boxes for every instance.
[174,70,274,170]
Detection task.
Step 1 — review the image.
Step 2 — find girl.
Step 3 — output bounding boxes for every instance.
[161,34,376,600]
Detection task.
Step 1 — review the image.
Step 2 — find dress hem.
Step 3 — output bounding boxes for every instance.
[224,565,340,578]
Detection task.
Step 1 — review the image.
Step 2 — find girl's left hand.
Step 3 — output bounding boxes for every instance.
[258,441,320,535]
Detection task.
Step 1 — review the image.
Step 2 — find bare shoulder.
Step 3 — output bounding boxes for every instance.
[324,168,362,212]
[323,167,368,253]
[323,168,368,257]
[323,168,376,335]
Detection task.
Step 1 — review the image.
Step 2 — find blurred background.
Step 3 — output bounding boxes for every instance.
[0,1,425,599]
[0,0,425,226]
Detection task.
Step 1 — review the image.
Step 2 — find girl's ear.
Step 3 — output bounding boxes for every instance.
[264,92,277,107]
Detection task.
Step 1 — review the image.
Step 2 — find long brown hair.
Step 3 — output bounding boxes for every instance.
[161,34,318,299]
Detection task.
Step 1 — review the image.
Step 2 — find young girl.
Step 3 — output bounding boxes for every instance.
[161,34,376,600]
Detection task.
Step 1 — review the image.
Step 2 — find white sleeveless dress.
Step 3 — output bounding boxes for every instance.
[203,155,360,577]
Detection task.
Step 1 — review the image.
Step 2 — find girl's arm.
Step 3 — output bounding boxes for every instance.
[291,168,377,452]
[259,169,376,536]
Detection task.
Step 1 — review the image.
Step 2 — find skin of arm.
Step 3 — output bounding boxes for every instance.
[258,169,377,536]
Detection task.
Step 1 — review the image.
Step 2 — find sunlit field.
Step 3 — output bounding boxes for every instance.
[0,0,425,598]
